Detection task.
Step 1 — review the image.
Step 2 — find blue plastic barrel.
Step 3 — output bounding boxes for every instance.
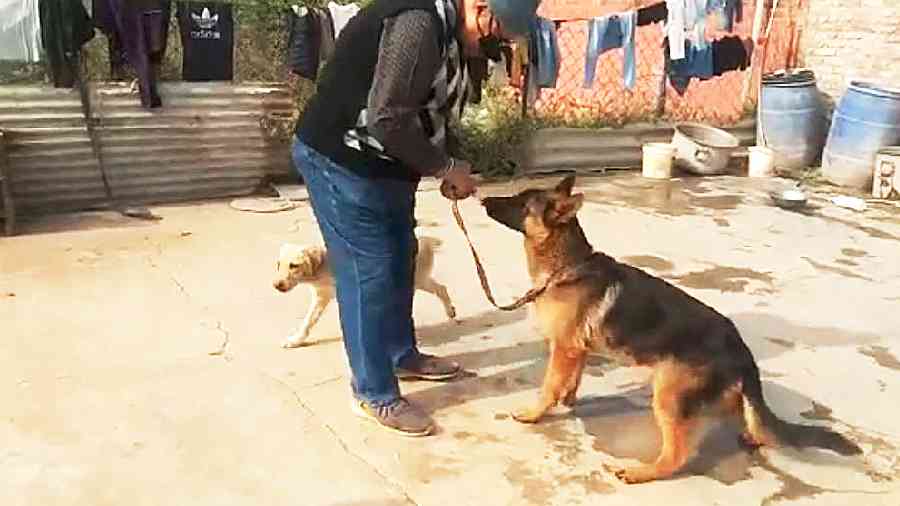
[757,70,827,170]
[822,81,900,189]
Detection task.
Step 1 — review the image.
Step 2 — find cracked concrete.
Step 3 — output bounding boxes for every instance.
[2,173,900,505]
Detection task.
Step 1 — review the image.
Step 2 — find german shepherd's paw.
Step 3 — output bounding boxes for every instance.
[511,407,544,424]
[611,464,661,484]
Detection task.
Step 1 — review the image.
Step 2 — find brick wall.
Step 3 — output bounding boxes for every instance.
[800,0,900,104]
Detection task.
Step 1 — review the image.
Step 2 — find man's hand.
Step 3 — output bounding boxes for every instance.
[440,159,477,200]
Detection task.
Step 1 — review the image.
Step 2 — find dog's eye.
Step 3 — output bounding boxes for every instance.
[289,263,300,269]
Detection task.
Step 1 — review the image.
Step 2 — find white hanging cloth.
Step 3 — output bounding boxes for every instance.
[0,0,42,62]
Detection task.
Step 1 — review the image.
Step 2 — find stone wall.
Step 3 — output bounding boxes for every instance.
[800,0,900,104]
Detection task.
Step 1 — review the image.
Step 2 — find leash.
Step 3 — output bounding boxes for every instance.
[450,200,547,311]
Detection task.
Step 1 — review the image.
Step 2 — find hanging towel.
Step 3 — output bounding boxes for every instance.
[712,35,751,75]
[287,6,321,79]
[0,0,42,62]
[177,2,234,81]
[664,0,686,60]
[637,2,667,26]
[327,1,359,40]
[38,0,96,88]
[531,17,559,88]
[583,10,636,90]
[686,0,709,50]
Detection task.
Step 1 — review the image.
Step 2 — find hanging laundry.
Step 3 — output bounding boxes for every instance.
[712,35,751,75]
[93,0,171,108]
[637,2,667,26]
[38,0,96,88]
[531,17,559,89]
[583,10,636,90]
[509,41,527,89]
[665,39,713,95]
[468,57,488,103]
[685,0,709,50]
[92,0,125,79]
[708,0,742,32]
[0,0,42,62]
[177,2,234,82]
[326,1,359,40]
[317,7,336,64]
[488,49,510,88]
[287,6,321,80]
[664,0,686,60]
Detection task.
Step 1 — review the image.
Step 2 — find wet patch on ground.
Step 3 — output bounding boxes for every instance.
[452,431,505,444]
[802,257,874,282]
[858,346,900,371]
[842,248,868,258]
[766,338,796,349]
[666,266,776,294]
[620,255,675,272]
[581,177,744,225]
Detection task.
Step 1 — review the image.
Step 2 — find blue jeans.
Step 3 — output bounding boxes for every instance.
[583,10,636,90]
[292,139,419,407]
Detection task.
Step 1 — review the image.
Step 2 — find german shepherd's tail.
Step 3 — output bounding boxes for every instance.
[740,365,862,456]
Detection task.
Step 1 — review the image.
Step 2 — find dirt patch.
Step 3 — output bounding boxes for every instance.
[802,257,874,282]
[841,248,868,258]
[858,346,900,371]
[667,266,775,294]
[766,338,796,349]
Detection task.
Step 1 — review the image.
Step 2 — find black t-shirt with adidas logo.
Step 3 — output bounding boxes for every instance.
[176,2,234,81]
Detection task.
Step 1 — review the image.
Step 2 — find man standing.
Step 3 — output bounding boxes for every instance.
[292,0,539,436]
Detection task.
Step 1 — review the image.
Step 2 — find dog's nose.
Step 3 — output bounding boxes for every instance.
[273,280,286,292]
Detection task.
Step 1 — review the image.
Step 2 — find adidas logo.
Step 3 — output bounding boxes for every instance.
[191,7,219,30]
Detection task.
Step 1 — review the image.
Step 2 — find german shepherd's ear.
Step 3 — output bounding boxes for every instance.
[547,193,584,225]
[554,175,577,196]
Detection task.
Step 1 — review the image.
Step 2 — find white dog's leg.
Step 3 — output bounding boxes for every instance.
[417,278,457,321]
[283,287,333,348]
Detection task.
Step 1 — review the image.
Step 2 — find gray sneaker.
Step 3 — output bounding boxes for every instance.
[351,397,434,437]
[395,353,461,381]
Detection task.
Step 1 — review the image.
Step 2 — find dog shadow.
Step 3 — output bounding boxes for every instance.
[408,340,548,410]
[728,311,882,363]
[410,337,880,485]
[570,382,877,485]
[300,307,528,348]
[416,308,528,346]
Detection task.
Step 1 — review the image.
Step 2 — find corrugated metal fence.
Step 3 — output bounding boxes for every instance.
[520,120,755,174]
[0,82,293,215]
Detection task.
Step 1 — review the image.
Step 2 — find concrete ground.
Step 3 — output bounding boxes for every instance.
[2,173,900,506]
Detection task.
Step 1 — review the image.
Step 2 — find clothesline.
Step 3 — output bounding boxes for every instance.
[521,0,756,106]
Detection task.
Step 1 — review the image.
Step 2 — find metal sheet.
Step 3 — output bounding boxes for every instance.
[0,82,293,215]
[520,120,757,174]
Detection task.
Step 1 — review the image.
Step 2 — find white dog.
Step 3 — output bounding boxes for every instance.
[273,236,457,348]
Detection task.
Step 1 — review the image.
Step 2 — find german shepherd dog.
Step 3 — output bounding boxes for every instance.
[481,175,860,484]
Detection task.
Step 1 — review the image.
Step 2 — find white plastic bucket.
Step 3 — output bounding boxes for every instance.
[748,146,776,177]
[642,143,676,179]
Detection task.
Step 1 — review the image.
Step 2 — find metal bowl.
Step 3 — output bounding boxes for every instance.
[770,188,808,209]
